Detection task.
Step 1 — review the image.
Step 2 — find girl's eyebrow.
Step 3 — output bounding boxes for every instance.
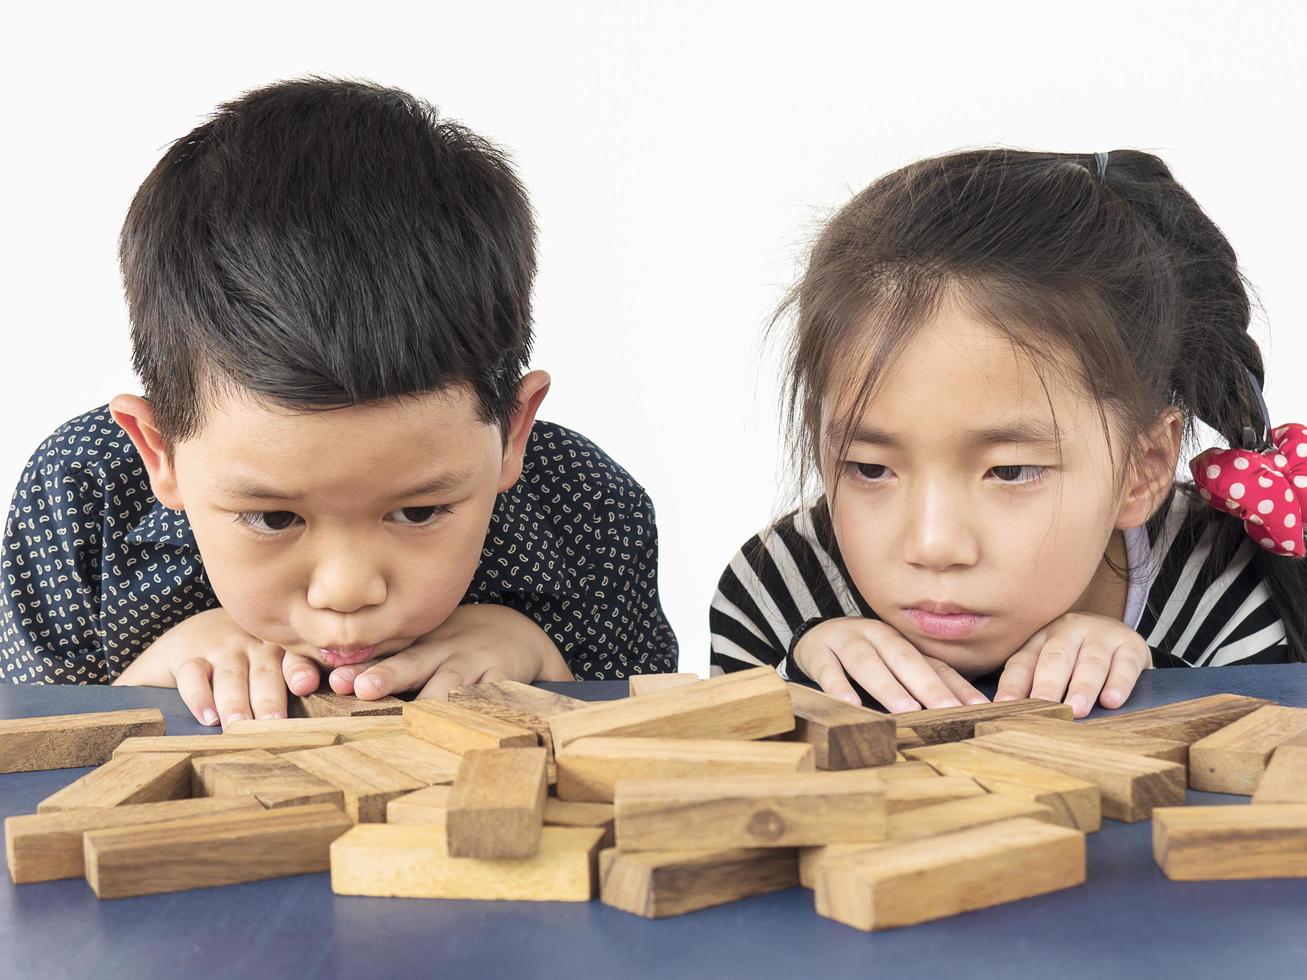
[850,419,1058,449]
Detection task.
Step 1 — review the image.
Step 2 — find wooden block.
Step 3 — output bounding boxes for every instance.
[815,817,1085,931]
[600,846,798,918]
[1153,804,1307,879]
[904,741,1101,832]
[1081,693,1271,743]
[386,785,453,826]
[970,730,1184,822]
[628,673,701,696]
[281,744,424,822]
[973,716,1188,766]
[345,734,463,785]
[896,728,925,751]
[1252,741,1307,804]
[782,684,896,770]
[447,681,582,783]
[555,736,814,803]
[83,803,352,898]
[446,747,547,858]
[226,716,403,742]
[1188,705,1307,794]
[5,798,262,884]
[114,732,338,758]
[550,667,794,751]
[330,824,606,901]
[190,750,275,795]
[290,683,406,717]
[869,761,938,780]
[403,699,538,754]
[0,709,165,773]
[883,775,985,813]
[894,699,1072,746]
[37,751,191,813]
[197,751,345,810]
[799,794,1057,888]
[614,770,887,851]
[545,799,615,829]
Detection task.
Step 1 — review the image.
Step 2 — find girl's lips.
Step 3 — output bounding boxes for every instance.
[902,608,990,640]
[317,645,379,667]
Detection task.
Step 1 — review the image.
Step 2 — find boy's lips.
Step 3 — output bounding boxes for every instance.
[317,645,379,667]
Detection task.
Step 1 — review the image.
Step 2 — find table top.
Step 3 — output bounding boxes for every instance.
[3,664,1306,980]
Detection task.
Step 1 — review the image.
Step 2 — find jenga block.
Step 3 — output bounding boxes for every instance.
[550,667,794,751]
[544,799,615,829]
[385,785,453,825]
[330,824,606,901]
[614,770,887,851]
[882,775,985,813]
[83,803,352,898]
[799,794,1057,888]
[5,798,262,884]
[1153,804,1307,879]
[345,734,463,785]
[448,681,581,784]
[190,750,274,795]
[196,751,345,810]
[0,709,165,773]
[1188,706,1307,794]
[226,716,403,742]
[600,846,798,918]
[815,817,1086,931]
[281,744,424,822]
[905,742,1100,831]
[896,728,925,751]
[782,684,896,770]
[1082,693,1271,743]
[970,730,1184,822]
[446,747,547,858]
[628,673,701,696]
[290,684,406,717]
[114,733,338,758]
[973,716,1188,766]
[869,761,938,780]
[37,752,191,813]
[403,700,538,754]
[1252,741,1307,804]
[894,699,1072,746]
[555,737,814,802]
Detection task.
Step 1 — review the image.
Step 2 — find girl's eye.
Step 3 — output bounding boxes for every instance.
[388,505,450,527]
[847,462,891,481]
[989,465,1045,485]
[235,511,301,534]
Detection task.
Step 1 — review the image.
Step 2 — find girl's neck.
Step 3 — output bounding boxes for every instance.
[1072,528,1130,622]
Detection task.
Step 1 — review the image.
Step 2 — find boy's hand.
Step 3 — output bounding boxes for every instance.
[793,616,989,711]
[112,608,322,727]
[995,612,1150,718]
[329,603,573,700]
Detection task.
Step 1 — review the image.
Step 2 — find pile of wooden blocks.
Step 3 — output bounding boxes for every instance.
[4,670,1306,930]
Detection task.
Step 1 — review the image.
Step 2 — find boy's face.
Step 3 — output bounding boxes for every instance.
[117,379,546,670]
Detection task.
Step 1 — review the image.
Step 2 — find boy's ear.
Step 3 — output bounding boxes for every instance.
[109,394,184,509]
[1116,408,1184,529]
[497,370,552,493]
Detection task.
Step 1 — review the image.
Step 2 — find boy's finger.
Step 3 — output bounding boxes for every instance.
[248,648,289,720]
[1099,643,1149,710]
[995,631,1044,701]
[839,641,916,711]
[794,640,861,705]
[282,652,321,697]
[928,658,989,705]
[416,658,477,701]
[1028,629,1085,705]
[354,645,448,699]
[175,658,220,726]
[876,638,962,710]
[211,655,254,728]
[1062,637,1115,718]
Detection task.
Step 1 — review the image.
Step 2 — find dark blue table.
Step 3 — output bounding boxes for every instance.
[3,665,1306,980]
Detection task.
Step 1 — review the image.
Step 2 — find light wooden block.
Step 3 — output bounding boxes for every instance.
[783,684,896,770]
[972,716,1188,766]
[113,732,338,758]
[555,736,814,803]
[896,728,925,751]
[815,817,1086,931]
[345,734,463,785]
[799,793,1057,888]
[195,751,345,810]
[549,667,794,751]
[281,744,424,822]
[225,716,403,742]
[1252,742,1307,804]
[1153,804,1307,879]
[37,751,191,813]
[883,775,985,813]
[544,799,615,829]
[614,770,887,851]
[894,699,1072,745]
[1082,693,1270,743]
[868,761,938,780]
[385,785,453,826]
[600,846,798,918]
[904,741,1101,832]
[448,681,582,783]
[330,824,606,901]
[1188,705,1307,794]
[403,699,538,754]
[0,709,165,773]
[446,747,547,858]
[83,803,353,898]
[5,798,262,884]
[970,730,1184,822]
[290,684,406,717]
[628,673,701,696]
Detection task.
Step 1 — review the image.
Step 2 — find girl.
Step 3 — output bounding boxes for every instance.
[711,149,1305,718]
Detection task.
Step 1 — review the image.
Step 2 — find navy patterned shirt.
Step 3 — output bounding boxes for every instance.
[1,406,678,684]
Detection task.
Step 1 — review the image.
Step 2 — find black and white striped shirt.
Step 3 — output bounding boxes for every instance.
[710,488,1291,682]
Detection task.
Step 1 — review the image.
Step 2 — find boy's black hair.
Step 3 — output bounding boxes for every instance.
[120,77,536,445]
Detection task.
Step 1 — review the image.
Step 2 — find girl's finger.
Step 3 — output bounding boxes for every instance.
[1099,643,1149,710]
[927,658,990,705]
[416,657,479,701]
[175,657,220,726]
[1028,628,1086,705]
[247,646,289,720]
[1062,637,1116,718]
[873,634,962,710]
[211,653,254,728]
[794,637,862,705]
[836,640,917,712]
[282,652,322,697]
[354,644,451,698]
[994,632,1044,702]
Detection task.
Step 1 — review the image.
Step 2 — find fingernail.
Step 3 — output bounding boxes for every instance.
[994,693,1016,702]
[264,712,284,720]
[967,695,990,705]
[334,667,357,682]
[293,671,313,687]
[1069,694,1089,716]
[892,700,920,713]
[838,692,860,705]
[227,712,247,723]
[360,675,383,691]
[1103,688,1122,706]
[201,708,219,726]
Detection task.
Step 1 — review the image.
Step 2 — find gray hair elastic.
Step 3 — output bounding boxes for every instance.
[1094,151,1110,180]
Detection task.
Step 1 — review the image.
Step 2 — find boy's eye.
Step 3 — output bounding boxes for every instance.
[236,510,301,533]
[388,505,449,527]
[989,465,1045,484]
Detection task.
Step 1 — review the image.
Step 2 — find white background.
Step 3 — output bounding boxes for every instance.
[3,1,1304,676]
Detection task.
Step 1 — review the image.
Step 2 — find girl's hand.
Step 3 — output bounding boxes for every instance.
[793,616,989,711]
[327,603,573,701]
[113,607,320,727]
[995,612,1150,718]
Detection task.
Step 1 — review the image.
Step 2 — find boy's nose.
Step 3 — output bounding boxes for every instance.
[306,555,387,613]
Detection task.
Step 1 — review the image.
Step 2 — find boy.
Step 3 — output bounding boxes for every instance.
[0,78,677,726]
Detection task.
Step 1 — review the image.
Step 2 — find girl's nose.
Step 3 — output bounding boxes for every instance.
[901,485,980,571]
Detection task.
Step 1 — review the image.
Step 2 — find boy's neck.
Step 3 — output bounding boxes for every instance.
[1072,528,1130,623]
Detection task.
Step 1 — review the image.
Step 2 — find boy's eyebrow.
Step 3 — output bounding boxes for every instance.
[217,469,476,502]
[849,419,1058,449]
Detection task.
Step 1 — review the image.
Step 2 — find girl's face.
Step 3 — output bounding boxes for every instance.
[822,298,1168,677]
